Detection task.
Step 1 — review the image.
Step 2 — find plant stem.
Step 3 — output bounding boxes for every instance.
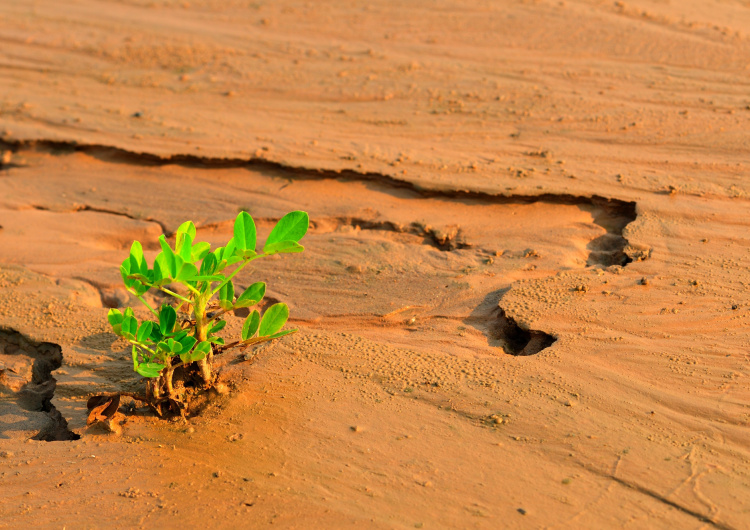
[137,295,159,317]
[211,254,263,296]
[159,286,192,305]
[129,341,156,356]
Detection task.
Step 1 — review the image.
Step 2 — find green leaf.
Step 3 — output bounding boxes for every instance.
[159,305,177,335]
[175,261,198,282]
[177,231,193,262]
[181,341,210,363]
[121,256,148,296]
[166,338,183,354]
[192,274,226,282]
[154,251,175,281]
[175,220,196,249]
[149,324,163,343]
[241,310,260,341]
[107,309,124,327]
[176,335,197,354]
[209,320,227,334]
[136,321,154,343]
[207,336,225,345]
[235,282,266,308]
[191,241,211,262]
[268,329,296,340]
[234,211,257,252]
[263,240,304,255]
[259,303,289,336]
[122,315,138,340]
[264,211,309,250]
[159,234,175,257]
[219,280,234,311]
[136,362,164,378]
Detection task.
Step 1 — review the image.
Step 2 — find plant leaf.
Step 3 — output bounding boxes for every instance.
[219,280,235,311]
[263,240,304,255]
[159,305,177,335]
[259,303,289,337]
[264,211,309,250]
[129,241,148,276]
[107,308,124,327]
[175,220,196,249]
[181,341,210,363]
[175,261,198,282]
[136,362,164,378]
[136,321,154,343]
[209,320,227,334]
[268,329,296,340]
[199,251,217,276]
[122,315,138,340]
[235,282,266,308]
[177,231,193,262]
[192,274,225,282]
[176,335,197,355]
[241,310,260,341]
[191,241,211,262]
[234,211,257,252]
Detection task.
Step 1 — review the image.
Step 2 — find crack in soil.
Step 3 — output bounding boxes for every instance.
[0,139,645,357]
[582,464,730,530]
[0,139,638,264]
[0,328,79,441]
[30,203,169,234]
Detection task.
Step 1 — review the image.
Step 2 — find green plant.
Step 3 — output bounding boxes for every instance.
[104,210,308,417]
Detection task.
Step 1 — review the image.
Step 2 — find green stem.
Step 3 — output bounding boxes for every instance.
[159,286,192,305]
[184,283,202,297]
[129,341,156,356]
[211,255,263,296]
[137,295,159,317]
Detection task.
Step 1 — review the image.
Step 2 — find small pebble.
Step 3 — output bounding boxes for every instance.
[639,277,649,286]
[517,508,527,515]
[351,425,362,433]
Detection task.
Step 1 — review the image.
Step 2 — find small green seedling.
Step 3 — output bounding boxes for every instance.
[103,210,308,418]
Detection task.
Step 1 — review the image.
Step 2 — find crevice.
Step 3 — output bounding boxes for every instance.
[31,203,169,235]
[315,217,470,251]
[0,328,80,441]
[2,138,645,358]
[0,138,640,267]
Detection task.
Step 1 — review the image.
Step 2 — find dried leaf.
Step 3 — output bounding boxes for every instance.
[86,394,120,425]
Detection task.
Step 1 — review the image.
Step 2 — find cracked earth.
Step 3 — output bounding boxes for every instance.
[1,1,750,528]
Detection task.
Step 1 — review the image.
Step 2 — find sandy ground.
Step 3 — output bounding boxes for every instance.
[1,0,749,528]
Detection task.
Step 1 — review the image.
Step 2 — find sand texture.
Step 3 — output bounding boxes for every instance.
[0,1,749,528]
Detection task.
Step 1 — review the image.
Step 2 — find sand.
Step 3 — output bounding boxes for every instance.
[0,0,749,528]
